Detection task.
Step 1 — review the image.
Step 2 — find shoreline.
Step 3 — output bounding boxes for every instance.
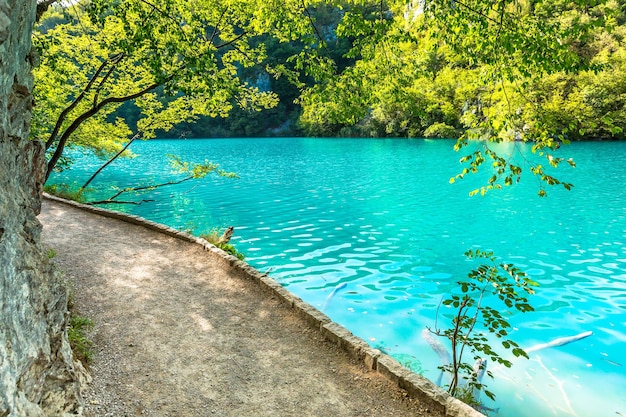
[41,193,482,417]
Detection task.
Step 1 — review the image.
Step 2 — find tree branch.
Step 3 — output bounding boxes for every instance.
[85,199,155,206]
[449,299,468,394]
[46,75,171,181]
[453,0,503,26]
[209,7,229,44]
[215,31,246,49]
[80,131,142,190]
[137,0,190,42]
[36,0,59,22]
[93,53,125,108]
[229,43,256,67]
[45,53,124,150]
[301,0,325,47]
[84,175,194,205]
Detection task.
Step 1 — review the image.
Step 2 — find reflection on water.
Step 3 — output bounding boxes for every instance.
[52,138,626,417]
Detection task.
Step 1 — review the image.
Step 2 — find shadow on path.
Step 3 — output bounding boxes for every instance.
[40,199,440,417]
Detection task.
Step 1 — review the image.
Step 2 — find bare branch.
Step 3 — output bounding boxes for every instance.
[215,31,247,49]
[85,199,154,205]
[84,175,194,205]
[80,131,142,190]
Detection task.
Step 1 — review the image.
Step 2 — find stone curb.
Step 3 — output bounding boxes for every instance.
[42,193,485,417]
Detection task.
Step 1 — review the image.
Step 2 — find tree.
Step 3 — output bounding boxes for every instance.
[298,0,617,406]
[33,0,329,182]
[85,155,238,205]
[299,0,622,194]
[428,0,618,195]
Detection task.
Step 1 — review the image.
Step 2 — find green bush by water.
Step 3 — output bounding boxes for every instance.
[200,228,245,261]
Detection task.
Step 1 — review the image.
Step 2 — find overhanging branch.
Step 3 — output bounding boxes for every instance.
[36,0,59,22]
[83,175,193,205]
[80,131,143,190]
[46,75,172,181]
[46,53,125,150]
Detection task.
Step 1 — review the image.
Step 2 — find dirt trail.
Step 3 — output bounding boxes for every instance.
[39,198,442,417]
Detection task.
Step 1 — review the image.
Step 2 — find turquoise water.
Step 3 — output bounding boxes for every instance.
[52,138,626,417]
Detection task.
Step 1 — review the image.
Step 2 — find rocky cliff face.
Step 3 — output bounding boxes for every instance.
[0,1,84,415]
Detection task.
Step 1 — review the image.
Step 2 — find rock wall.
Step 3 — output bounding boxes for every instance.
[0,1,84,416]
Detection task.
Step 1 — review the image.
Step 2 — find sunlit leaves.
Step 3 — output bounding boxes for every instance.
[168,154,237,179]
[34,0,325,178]
[429,249,537,401]
[297,0,624,196]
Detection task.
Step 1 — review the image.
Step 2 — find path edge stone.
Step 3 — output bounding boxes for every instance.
[42,193,486,417]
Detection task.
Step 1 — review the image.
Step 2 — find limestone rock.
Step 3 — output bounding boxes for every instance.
[0,1,85,415]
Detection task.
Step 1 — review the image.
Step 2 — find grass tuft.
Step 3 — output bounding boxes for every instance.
[68,315,94,365]
[44,184,85,202]
[200,228,245,260]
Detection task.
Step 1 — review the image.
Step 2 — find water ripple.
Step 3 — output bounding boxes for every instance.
[52,138,626,417]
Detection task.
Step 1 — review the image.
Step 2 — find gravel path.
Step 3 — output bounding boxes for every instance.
[39,198,444,417]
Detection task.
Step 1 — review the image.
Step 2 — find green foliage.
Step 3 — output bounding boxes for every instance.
[59,264,95,367]
[44,183,86,202]
[297,0,625,194]
[168,155,238,180]
[33,0,328,179]
[68,315,95,365]
[423,122,459,139]
[200,228,245,260]
[455,385,483,411]
[429,249,538,404]
[46,248,57,259]
[84,155,236,205]
[36,0,626,151]
[218,243,245,261]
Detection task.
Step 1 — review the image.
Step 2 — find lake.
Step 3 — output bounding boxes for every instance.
[51,138,626,417]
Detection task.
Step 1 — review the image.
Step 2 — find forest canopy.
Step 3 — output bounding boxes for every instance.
[32,0,334,178]
[33,0,625,189]
[34,0,626,147]
[299,0,626,142]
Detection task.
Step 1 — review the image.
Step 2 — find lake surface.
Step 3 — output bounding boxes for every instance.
[52,138,626,417]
